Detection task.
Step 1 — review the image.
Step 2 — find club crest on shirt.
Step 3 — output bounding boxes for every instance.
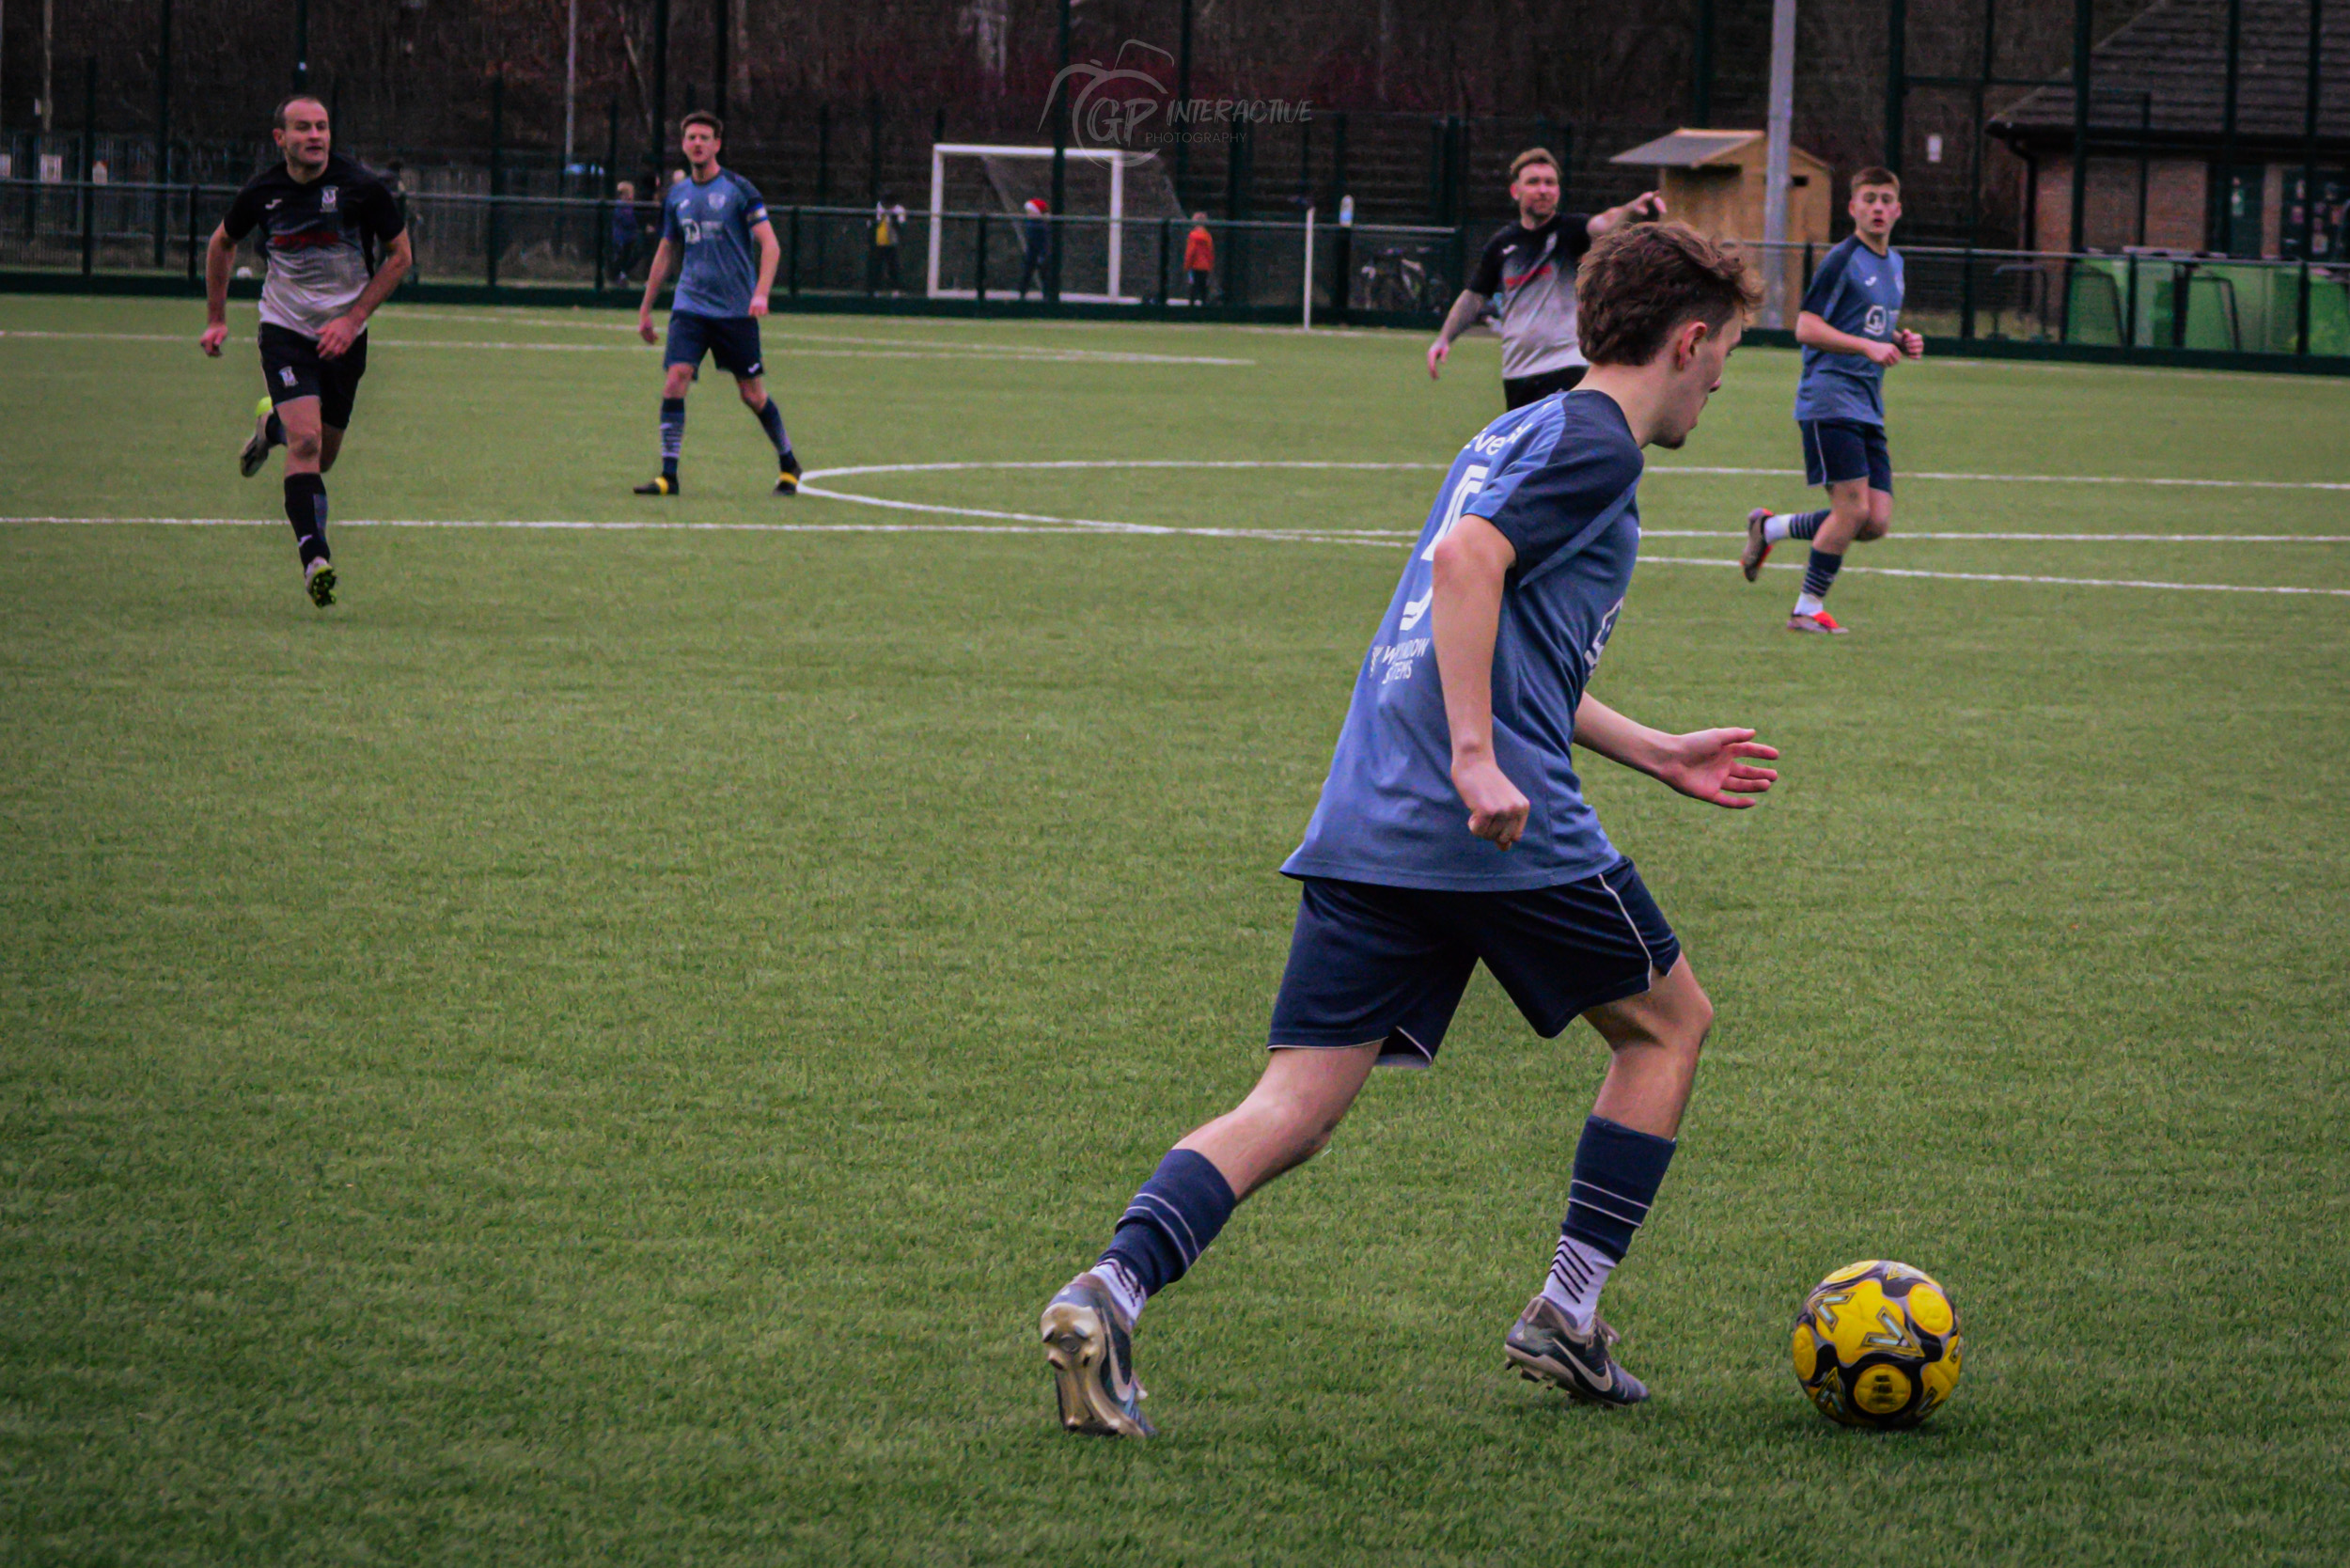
[321,186,338,212]
[711,192,728,209]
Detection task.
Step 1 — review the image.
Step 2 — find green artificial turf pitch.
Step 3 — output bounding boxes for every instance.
[2,295,2346,1565]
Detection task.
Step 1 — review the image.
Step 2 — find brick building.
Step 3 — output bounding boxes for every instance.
[1990,0,2349,259]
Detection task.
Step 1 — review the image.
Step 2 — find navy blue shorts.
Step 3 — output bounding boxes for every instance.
[1801,418,1893,493]
[1267,862,1682,1068]
[664,310,765,379]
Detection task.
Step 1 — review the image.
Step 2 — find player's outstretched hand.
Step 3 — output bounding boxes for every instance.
[1635,190,1668,221]
[1898,329,1926,359]
[1426,337,1449,380]
[1452,754,1531,849]
[638,313,659,345]
[1864,339,1905,368]
[199,321,228,357]
[1653,728,1779,809]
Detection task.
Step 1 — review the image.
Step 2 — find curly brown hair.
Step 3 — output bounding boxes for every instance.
[1575,223,1761,368]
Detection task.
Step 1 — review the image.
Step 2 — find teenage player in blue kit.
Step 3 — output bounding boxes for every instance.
[1740,167,1923,633]
[632,113,802,496]
[1040,226,1778,1436]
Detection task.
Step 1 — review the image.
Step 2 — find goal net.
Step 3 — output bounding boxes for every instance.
[926,143,1187,304]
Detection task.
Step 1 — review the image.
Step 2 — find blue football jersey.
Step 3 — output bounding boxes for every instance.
[1281,391,1646,893]
[1794,236,1905,425]
[660,169,770,319]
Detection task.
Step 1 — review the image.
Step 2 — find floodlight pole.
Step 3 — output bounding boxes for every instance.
[1884,0,1905,173]
[1762,0,1796,328]
[2068,0,2090,255]
[2218,0,2242,254]
[564,0,578,162]
[713,0,728,123]
[1048,0,1071,304]
[651,0,669,154]
[154,0,172,265]
[1176,0,1195,202]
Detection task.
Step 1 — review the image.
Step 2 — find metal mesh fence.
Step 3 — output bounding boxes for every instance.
[7,177,2346,359]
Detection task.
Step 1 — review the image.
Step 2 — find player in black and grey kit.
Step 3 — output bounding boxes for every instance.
[1428,149,1667,410]
[200,95,412,607]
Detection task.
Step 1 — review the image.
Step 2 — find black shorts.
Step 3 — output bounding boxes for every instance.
[1266,862,1682,1068]
[1801,418,1893,493]
[664,310,765,379]
[1502,364,1587,410]
[258,322,368,430]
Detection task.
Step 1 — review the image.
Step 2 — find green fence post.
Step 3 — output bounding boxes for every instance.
[487,71,505,290]
[1960,242,1977,339]
[975,209,989,302]
[185,180,200,282]
[80,56,99,278]
[788,207,801,296]
[2299,259,2312,355]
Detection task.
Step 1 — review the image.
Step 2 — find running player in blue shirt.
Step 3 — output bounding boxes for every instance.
[632,113,800,496]
[1740,167,1923,633]
[1040,226,1780,1436]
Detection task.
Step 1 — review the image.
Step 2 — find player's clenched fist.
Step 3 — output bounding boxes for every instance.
[1452,754,1531,850]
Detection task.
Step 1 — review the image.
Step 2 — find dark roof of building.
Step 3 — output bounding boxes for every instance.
[1992,0,2350,146]
[1611,131,1764,166]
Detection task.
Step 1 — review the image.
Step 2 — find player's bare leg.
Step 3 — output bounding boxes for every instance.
[1175,1041,1384,1198]
[1504,956,1714,1407]
[1584,957,1713,1139]
[735,374,802,495]
[1042,1043,1380,1436]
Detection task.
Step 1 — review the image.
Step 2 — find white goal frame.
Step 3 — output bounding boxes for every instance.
[926,143,1153,304]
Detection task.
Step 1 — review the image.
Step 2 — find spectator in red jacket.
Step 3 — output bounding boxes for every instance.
[1184,213,1214,306]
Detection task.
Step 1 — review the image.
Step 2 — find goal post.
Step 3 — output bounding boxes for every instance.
[926,143,1172,304]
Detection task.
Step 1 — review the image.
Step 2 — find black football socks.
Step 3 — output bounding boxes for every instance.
[283,473,329,568]
[659,398,685,481]
[1801,547,1845,604]
[1542,1115,1677,1329]
[751,396,791,461]
[1094,1149,1236,1323]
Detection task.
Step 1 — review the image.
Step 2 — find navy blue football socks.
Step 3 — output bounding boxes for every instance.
[659,397,686,479]
[1560,1115,1676,1263]
[1787,509,1829,540]
[1098,1149,1236,1301]
[1543,1115,1677,1328]
[283,472,329,566]
[1801,547,1845,600]
[751,396,791,459]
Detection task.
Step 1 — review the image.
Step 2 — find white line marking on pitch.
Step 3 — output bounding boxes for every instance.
[799,457,2350,494]
[0,328,1250,367]
[8,514,2344,596]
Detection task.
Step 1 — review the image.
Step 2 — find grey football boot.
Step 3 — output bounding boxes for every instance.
[1040,1271,1155,1437]
[1503,1294,1650,1406]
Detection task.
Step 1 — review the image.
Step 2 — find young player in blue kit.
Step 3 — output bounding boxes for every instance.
[632,113,802,496]
[1040,226,1779,1436]
[1741,167,1923,633]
